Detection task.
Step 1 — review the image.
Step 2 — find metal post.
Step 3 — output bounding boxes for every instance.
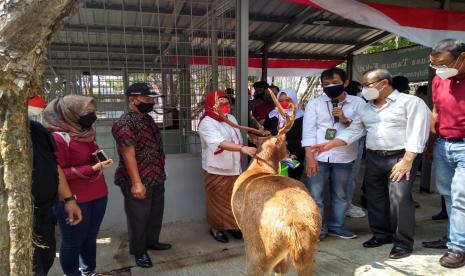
[78,74,83,95]
[179,35,191,153]
[420,67,435,193]
[211,20,219,91]
[346,54,354,80]
[97,75,101,96]
[261,44,268,81]
[122,67,129,90]
[88,72,94,96]
[161,70,168,128]
[122,67,129,111]
[161,70,168,97]
[169,72,175,108]
[236,0,249,127]
[236,0,249,168]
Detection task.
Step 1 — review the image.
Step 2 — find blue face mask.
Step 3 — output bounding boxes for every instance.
[323,84,344,98]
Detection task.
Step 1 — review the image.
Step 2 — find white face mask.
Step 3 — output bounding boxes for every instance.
[28,106,44,117]
[361,87,380,101]
[436,67,459,80]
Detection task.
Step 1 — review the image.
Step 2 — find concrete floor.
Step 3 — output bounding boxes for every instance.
[48,190,465,276]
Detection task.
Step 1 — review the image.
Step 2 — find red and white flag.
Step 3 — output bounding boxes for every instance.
[290,0,465,47]
[248,58,342,77]
[169,56,342,77]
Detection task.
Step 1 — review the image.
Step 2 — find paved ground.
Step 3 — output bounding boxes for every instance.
[48,190,465,275]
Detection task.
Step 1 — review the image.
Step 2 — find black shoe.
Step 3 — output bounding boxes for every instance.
[135,253,153,268]
[209,228,229,243]
[432,210,448,220]
[148,242,172,251]
[363,236,393,248]
[422,238,448,249]
[227,229,243,240]
[389,246,412,259]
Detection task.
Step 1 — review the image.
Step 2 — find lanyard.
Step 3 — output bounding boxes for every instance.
[326,101,346,126]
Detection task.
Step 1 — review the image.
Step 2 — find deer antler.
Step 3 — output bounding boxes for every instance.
[267,88,296,136]
[248,110,265,132]
[214,92,270,137]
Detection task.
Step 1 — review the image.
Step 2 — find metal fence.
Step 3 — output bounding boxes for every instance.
[42,0,237,155]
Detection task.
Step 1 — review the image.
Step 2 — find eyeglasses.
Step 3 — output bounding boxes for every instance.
[429,59,456,70]
[362,79,384,88]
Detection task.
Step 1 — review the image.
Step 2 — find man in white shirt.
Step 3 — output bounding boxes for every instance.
[313,69,431,259]
[302,68,366,240]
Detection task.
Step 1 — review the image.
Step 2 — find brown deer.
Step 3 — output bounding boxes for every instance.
[216,90,322,275]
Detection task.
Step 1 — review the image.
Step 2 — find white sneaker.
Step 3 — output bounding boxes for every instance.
[345,204,366,218]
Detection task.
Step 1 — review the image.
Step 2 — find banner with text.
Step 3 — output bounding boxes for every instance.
[352,46,430,82]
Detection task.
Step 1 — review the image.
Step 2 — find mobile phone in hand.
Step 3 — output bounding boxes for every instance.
[93,150,108,162]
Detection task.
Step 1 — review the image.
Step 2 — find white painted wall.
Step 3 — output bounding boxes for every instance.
[99,153,206,233]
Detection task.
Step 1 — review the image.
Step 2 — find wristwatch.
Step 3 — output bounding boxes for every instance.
[344,118,353,125]
[64,195,77,203]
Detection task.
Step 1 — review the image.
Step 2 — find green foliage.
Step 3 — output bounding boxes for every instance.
[366,36,416,54]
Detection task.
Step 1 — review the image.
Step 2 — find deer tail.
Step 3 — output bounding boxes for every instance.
[287,220,319,266]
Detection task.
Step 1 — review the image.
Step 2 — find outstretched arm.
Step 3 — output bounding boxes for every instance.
[308,138,348,154]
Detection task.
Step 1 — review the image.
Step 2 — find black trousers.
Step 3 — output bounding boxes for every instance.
[364,151,415,250]
[33,204,57,276]
[121,183,165,256]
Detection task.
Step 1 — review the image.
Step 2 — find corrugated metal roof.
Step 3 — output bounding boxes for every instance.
[48,0,463,72]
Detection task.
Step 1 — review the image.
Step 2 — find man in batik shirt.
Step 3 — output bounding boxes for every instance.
[112,83,171,268]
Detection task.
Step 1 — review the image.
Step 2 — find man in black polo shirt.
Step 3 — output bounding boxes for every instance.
[28,97,82,275]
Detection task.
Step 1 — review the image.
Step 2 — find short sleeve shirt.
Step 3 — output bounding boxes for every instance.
[112,112,166,187]
[432,75,465,139]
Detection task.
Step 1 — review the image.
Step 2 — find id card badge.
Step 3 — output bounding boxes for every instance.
[325,128,337,140]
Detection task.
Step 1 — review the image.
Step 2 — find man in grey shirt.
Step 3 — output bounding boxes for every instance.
[311,68,431,259]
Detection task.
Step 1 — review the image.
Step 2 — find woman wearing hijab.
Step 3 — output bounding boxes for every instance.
[198,91,256,243]
[43,95,113,276]
[264,88,305,180]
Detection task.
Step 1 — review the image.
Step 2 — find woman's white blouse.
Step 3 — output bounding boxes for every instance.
[198,114,243,175]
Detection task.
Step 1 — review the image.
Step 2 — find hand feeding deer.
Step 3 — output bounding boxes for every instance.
[216,89,322,276]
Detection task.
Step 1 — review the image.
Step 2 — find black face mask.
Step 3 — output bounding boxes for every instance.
[253,89,265,99]
[136,102,154,114]
[78,112,97,129]
[323,84,345,98]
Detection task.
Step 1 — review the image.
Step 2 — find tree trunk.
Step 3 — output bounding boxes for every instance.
[0,1,82,275]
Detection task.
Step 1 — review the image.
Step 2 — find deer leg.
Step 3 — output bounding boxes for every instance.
[296,262,315,276]
[246,260,270,276]
[273,256,291,276]
[246,251,272,276]
[295,255,316,276]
